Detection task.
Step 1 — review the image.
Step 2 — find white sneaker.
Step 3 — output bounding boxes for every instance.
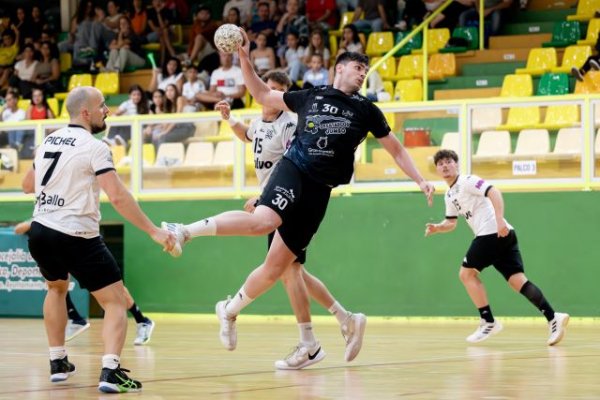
[161,222,188,257]
[466,319,503,343]
[274,342,326,370]
[341,312,367,362]
[134,319,155,345]
[65,320,90,342]
[216,297,237,351]
[547,312,569,346]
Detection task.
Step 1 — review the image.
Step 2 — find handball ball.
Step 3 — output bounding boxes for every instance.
[214,24,243,54]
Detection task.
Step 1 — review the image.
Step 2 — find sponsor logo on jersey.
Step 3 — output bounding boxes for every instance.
[254,158,273,169]
[36,191,65,207]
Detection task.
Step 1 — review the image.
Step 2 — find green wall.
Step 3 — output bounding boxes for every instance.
[2,191,598,316]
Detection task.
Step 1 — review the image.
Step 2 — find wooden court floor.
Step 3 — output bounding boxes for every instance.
[0,315,598,400]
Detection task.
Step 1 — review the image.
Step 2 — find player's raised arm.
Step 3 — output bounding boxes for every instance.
[237,28,290,111]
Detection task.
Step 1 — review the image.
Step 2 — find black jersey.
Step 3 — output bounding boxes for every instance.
[282,85,390,186]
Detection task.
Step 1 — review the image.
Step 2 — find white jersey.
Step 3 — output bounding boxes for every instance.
[246,112,297,189]
[32,125,115,238]
[444,174,513,236]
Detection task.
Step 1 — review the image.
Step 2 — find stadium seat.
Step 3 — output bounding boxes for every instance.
[472,107,503,132]
[384,112,396,131]
[394,79,423,102]
[413,28,450,54]
[218,121,235,137]
[428,53,456,80]
[47,98,59,117]
[329,35,338,57]
[574,71,600,93]
[110,145,126,166]
[184,142,214,167]
[552,45,591,73]
[499,106,540,131]
[394,31,422,56]
[192,121,218,138]
[142,143,156,166]
[370,57,396,80]
[440,26,478,53]
[500,74,533,97]
[94,72,119,95]
[540,104,580,130]
[440,132,460,153]
[0,148,19,173]
[536,73,570,96]
[473,130,511,160]
[567,0,600,21]
[552,128,582,157]
[154,143,184,167]
[514,129,550,156]
[366,32,394,56]
[330,11,359,37]
[543,21,581,48]
[17,99,30,111]
[59,52,72,73]
[577,18,600,45]
[55,73,94,100]
[382,80,394,101]
[515,48,557,76]
[395,54,423,80]
[171,24,183,46]
[59,100,69,119]
[213,141,235,166]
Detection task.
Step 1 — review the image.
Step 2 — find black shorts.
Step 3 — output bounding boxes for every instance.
[28,221,122,292]
[267,231,307,264]
[258,158,331,257]
[462,230,525,280]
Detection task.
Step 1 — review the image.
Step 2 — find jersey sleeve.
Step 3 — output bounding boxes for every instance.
[464,175,493,197]
[91,142,116,176]
[366,101,391,138]
[283,89,312,113]
[444,194,458,219]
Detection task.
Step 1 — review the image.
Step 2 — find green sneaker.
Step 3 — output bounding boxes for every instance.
[98,365,142,393]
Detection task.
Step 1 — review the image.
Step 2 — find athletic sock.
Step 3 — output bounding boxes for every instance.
[298,322,316,346]
[478,305,495,323]
[520,281,555,322]
[49,346,67,361]
[225,287,254,317]
[102,354,120,370]
[328,301,349,325]
[129,303,149,324]
[66,292,84,322]
[185,217,217,238]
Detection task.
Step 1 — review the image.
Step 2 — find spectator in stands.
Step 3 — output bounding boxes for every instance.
[305,0,337,32]
[208,52,246,109]
[396,0,428,31]
[178,64,206,112]
[149,56,184,93]
[279,31,306,82]
[147,0,177,63]
[9,43,38,99]
[0,89,27,152]
[423,0,472,30]
[0,26,20,90]
[337,0,359,16]
[58,0,105,68]
[186,5,220,74]
[248,2,277,48]
[104,16,146,72]
[275,0,309,52]
[225,6,242,26]
[13,7,32,49]
[32,41,61,97]
[223,0,253,27]
[302,53,329,88]
[149,88,167,114]
[303,30,330,69]
[251,32,276,77]
[30,6,47,42]
[128,0,149,37]
[26,87,54,120]
[147,84,195,149]
[338,24,364,55]
[572,36,600,82]
[459,0,514,37]
[105,84,150,148]
[352,0,391,32]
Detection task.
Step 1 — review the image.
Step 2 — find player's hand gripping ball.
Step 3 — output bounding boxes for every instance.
[214,24,243,54]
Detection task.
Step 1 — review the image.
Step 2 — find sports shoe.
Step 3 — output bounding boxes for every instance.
[65,319,91,342]
[216,297,237,350]
[466,319,503,343]
[98,365,142,393]
[274,342,326,370]
[591,59,600,71]
[341,312,367,362]
[50,356,76,382]
[547,312,570,346]
[134,319,155,346]
[571,67,584,82]
[161,221,188,257]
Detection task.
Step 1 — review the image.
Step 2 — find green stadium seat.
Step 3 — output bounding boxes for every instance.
[394,31,422,56]
[543,21,581,48]
[440,27,479,53]
[536,73,570,96]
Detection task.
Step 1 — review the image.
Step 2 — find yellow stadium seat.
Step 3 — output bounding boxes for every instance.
[382,80,394,101]
[154,142,185,166]
[329,35,338,56]
[218,121,235,137]
[473,130,511,160]
[567,0,600,21]
[499,106,540,131]
[55,73,94,100]
[500,74,533,97]
[142,143,156,166]
[17,99,30,111]
[552,45,592,73]
[514,129,550,156]
[440,132,460,153]
[59,100,69,119]
[428,53,456,80]
[171,24,183,46]
[184,142,214,167]
[59,52,72,73]
[94,72,119,95]
[515,48,557,76]
[552,128,582,157]
[110,145,126,166]
[47,98,59,117]
[370,57,396,80]
[574,70,600,93]
[366,32,394,57]
[413,28,451,54]
[395,54,423,80]
[578,18,600,45]
[538,104,580,130]
[472,107,503,132]
[394,79,423,102]
[384,112,396,131]
[330,12,361,37]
